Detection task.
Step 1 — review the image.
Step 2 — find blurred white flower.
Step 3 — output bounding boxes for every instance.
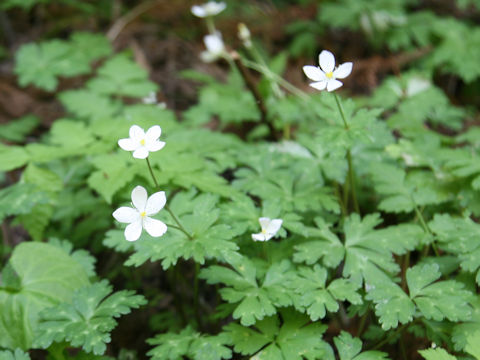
[113,186,167,241]
[238,23,252,48]
[118,125,165,159]
[142,92,167,108]
[191,1,226,17]
[303,50,353,92]
[252,217,283,242]
[200,32,226,62]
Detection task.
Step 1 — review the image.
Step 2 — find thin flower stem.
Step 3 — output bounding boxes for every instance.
[205,17,216,35]
[414,205,439,256]
[165,205,193,240]
[193,261,201,325]
[145,158,193,240]
[230,51,277,140]
[241,58,309,100]
[333,93,360,213]
[146,157,159,188]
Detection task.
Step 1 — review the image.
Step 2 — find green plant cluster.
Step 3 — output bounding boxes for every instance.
[2,0,480,359]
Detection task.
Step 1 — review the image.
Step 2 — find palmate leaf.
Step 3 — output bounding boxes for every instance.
[14,33,111,91]
[224,308,333,360]
[295,214,421,286]
[429,214,480,285]
[147,327,232,360]
[0,243,89,350]
[0,115,39,142]
[87,54,157,98]
[290,265,362,321]
[233,150,339,214]
[452,298,480,351]
[369,163,451,213]
[0,183,49,222]
[200,257,296,326]
[366,263,472,330]
[418,348,456,360]
[59,90,120,121]
[35,280,146,355]
[334,331,389,360]
[125,191,238,269]
[0,349,31,360]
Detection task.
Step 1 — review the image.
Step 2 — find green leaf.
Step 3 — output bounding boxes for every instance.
[201,258,296,326]
[293,217,345,267]
[48,238,97,278]
[0,144,30,171]
[59,90,120,121]
[452,298,480,351]
[125,191,238,269]
[49,120,95,149]
[147,327,232,360]
[429,214,480,285]
[290,265,362,321]
[35,280,146,355]
[418,348,457,360]
[0,183,49,222]
[0,242,90,350]
[407,264,472,322]
[0,115,39,142]
[0,349,31,360]
[466,331,480,359]
[224,308,333,360]
[87,54,157,97]
[369,163,451,213]
[334,331,389,360]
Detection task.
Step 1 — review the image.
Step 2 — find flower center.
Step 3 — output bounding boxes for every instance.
[140,139,146,146]
[140,211,146,218]
[326,71,334,79]
[261,229,267,234]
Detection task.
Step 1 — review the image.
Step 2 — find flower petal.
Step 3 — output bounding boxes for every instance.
[118,138,138,151]
[125,221,142,241]
[266,219,283,236]
[259,217,271,230]
[133,147,149,159]
[113,207,139,223]
[191,5,207,17]
[327,79,343,92]
[129,125,145,142]
[204,33,224,54]
[302,66,325,82]
[252,233,267,241]
[146,140,166,152]
[309,81,327,91]
[146,125,161,141]
[131,186,148,211]
[333,62,353,79]
[144,217,168,237]
[145,191,166,216]
[319,50,335,73]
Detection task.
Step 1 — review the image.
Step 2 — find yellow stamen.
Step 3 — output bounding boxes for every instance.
[140,139,146,145]
[140,211,146,217]
[326,71,333,79]
[261,229,267,234]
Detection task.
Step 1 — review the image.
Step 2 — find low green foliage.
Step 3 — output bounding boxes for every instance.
[2,0,480,358]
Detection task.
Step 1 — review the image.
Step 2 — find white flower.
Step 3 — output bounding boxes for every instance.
[191,1,226,17]
[118,125,165,159]
[200,32,226,63]
[142,92,167,108]
[238,23,252,48]
[303,50,353,92]
[113,186,167,241]
[252,217,283,242]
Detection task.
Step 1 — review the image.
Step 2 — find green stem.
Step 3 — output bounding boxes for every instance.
[146,157,159,188]
[356,309,369,338]
[145,158,193,240]
[333,93,359,213]
[371,323,408,350]
[194,261,200,324]
[414,205,439,256]
[241,58,308,100]
[205,17,216,35]
[165,205,193,240]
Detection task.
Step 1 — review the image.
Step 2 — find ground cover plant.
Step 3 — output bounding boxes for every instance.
[1,0,480,359]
